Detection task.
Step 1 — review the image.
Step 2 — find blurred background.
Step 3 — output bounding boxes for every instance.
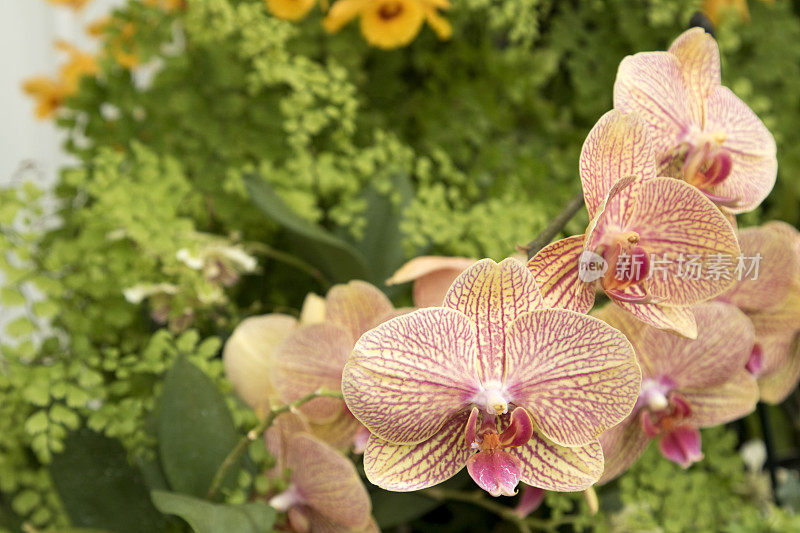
[0,0,121,186]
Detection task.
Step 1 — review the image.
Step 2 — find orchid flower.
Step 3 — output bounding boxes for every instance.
[719,222,800,404]
[266,415,378,533]
[342,258,641,496]
[614,28,777,213]
[224,281,396,450]
[594,302,759,482]
[529,110,740,338]
[387,256,476,307]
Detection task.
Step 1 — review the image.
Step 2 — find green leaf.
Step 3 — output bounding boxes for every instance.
[244,174,368,283]
[158,356,240,497]
[6,316,35,338]
[371,490,442,529]
[0,287,26,306]
[151,491,276,533]
[32,299,60,319]
[49,428,165,533]
[350,175,414,289]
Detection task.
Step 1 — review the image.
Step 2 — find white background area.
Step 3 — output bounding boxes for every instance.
[0,0,123,186]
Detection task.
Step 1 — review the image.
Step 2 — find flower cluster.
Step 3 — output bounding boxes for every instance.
[224,280,399,451]
[22,41,98,119]
[218,28,797,523]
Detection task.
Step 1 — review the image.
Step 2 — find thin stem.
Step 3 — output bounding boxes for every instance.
[524,192,585,259]
[205,388,343,500]
[421,488,531,533]
[757,402,781,504]
[249,242,330,289]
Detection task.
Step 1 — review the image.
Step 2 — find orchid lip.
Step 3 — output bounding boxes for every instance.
[605,288,656,304]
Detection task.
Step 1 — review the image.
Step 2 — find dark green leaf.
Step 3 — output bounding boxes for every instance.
[244,174,368,283]
[371,489,442,529]
[158,357,240,497]
[49,428,165,533]
[350,174,414,289]
[151,490,276,533]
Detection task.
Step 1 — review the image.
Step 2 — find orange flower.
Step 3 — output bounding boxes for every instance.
[22,77,69,119]
[702,0,774,25]
[323,0,452,49]
[46,0,92,10]
[54,41,99,90]
[265,0,318,21]
[22,41,98,119]
[87,17,140,69]
[142,0,187,11]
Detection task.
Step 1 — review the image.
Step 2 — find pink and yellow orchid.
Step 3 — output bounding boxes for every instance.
[266,415,378,532]
[529,110,740,338]
[224,281,398,451]
[718,221,800,404]
[595,302,759,482]
[614,28,777,213]
[342,258,641,496]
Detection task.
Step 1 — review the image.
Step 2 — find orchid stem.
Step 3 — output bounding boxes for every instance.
[757,402,781,504]
[249,242,330,289]
[421,488,531,533]
[205,388,344,500]
[525,192,585,259]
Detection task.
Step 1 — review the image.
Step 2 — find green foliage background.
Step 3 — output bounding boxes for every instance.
[3,0,800,530]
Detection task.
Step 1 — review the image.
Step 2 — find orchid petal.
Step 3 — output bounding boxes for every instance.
[264,412,311,477]
[443,258,544,382]
[668,28,720,120]
[610,298,697,339]
[764,221,800,279]
[630,177,739,305]
[756,331,800,405]
[614,51,694,157]
[363,411,472,491]
[467,449,523,497]
[636,302,753,387]
[590,303,647,352]
[512,429,604,492]
[272,322,351,424]
[343,307,479,444]
[749,290,800,338]
[387,256,474,285]
[308,410,364,452]
[527,236,595,313]
[579,111,657,218]
[658,426,703,468]
[597,418,650,485]
[513,486,546,518]
[583,175,640,253]
[504,309,640,448]
[287,434,372,530]
[705,86,777,214]
[326,280,394,344]
[223,314,297,413]
[682,370,759,426]
[387,256,475,308]
[722,224,799,312]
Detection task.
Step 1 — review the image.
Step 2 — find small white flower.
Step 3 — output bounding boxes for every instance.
[123,282,179,304]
